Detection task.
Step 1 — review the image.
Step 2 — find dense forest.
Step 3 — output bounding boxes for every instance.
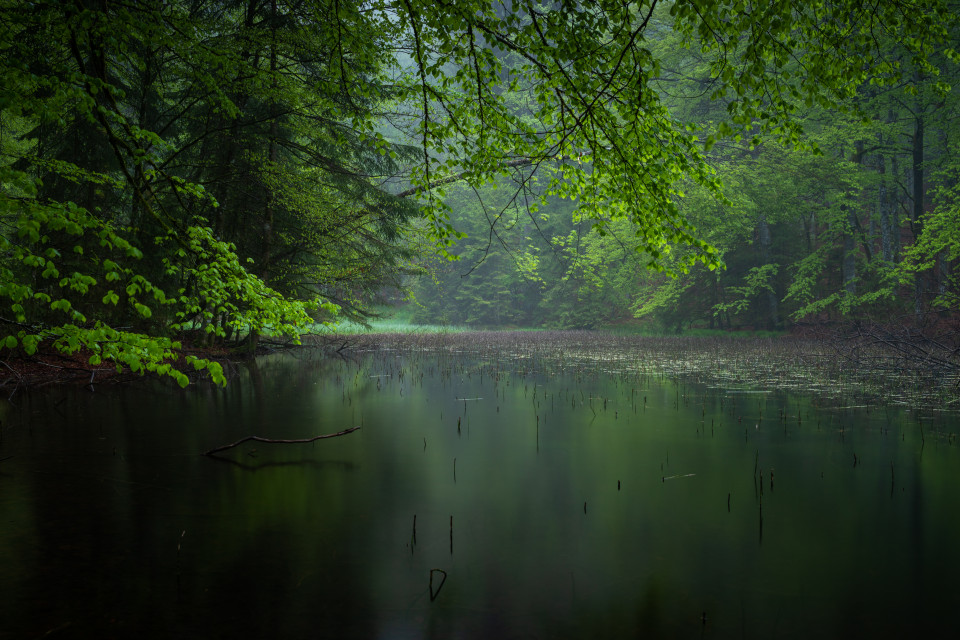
[1,0,958,385]
[409,4,960,331]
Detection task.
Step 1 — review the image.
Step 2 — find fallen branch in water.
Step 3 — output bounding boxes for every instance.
[429,569,447,602]
[202,427,361,457]
[661,473,696,482]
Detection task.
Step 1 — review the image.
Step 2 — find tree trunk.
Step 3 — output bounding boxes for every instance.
[938,252,950,300]
[911,112,925,320]
[842,210,857,297]
[877,153,894,263]
[263,0,278,286]
[757,214,780,328]
[891,152,902,261]
[840,142,866,298]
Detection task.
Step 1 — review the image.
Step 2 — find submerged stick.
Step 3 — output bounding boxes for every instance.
[429,569,448,601]
[202,427,360,456]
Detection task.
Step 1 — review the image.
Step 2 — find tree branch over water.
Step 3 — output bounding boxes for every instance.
[202,427,361,457]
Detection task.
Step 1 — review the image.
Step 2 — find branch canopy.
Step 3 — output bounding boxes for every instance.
[376,0,955,270]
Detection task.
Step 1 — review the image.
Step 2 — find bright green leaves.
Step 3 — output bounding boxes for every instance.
[2,0,955,369]
[41,260,59,280]
[49,299,72,314]
[0,171,230,385]
[665,0,957,155]
[388,0,771,271]
[162,225,319,344]
[19,334,39,356]
[712,263,780,318]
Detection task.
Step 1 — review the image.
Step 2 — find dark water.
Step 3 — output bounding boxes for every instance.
[1,347,958,639]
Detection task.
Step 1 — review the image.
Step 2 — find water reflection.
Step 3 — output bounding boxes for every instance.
[0,348,958,638]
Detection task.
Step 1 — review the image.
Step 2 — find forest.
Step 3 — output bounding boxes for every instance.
[1,0,958,385]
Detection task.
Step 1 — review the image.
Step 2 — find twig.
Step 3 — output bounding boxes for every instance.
[202,427,360,456]
[1,360,23,400]
[429,569,447,602]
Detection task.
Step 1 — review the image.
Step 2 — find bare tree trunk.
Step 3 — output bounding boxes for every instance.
[911,112,926,320]
[935,129,953,308]
[877,153,894,263]
[757,214,780,328]
[714,271,725,329]
[263,0,278,285]
[800,210,816,253]
[891,152,902,261]
[245,0,280,357]
[938,252,950,299]
[841,142,866,298]
[842,210,857,296]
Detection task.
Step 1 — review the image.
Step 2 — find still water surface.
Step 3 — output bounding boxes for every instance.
[1,343,958,638]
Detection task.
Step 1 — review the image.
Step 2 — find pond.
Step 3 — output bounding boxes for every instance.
[1,334,958,638]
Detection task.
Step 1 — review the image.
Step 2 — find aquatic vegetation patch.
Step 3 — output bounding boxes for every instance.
[326,331,958,410]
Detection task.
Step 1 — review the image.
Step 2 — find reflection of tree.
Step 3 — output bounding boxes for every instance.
[202,456,358,474]
[816,321,960,383]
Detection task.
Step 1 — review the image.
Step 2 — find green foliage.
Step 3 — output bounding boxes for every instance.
[403,1,958,331]
[161,225,322,342]
[0,0,420,383]
[3,0,959,380]
[713,263,779,318]
[893,172,960,311]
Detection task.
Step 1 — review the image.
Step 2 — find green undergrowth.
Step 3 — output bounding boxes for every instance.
[317,317,788,339]
[314,319,472,335]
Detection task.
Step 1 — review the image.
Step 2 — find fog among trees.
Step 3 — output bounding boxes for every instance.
[2,0,958,384]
